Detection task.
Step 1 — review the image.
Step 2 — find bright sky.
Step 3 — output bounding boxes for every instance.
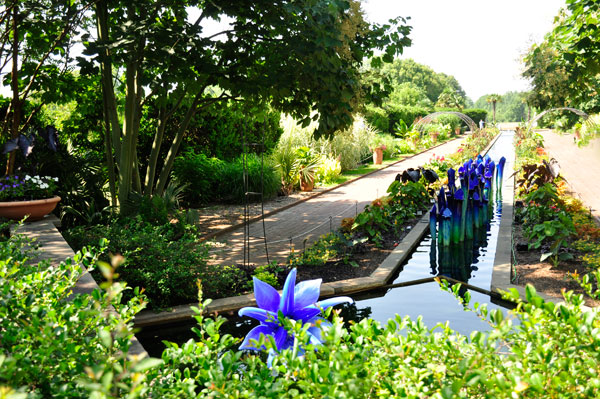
[363,0,565,101]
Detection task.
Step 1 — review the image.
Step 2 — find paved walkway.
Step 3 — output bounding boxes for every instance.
[209,138,464,266]
[542,130,600,222]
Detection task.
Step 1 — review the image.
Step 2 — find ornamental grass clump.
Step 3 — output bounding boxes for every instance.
[0,175,58,201]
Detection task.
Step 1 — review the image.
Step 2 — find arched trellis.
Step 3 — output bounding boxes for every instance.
[528,107,589,128]
[413,111,478,132]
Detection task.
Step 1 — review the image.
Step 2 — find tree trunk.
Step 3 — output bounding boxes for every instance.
[96,0,118,206]
[492,102,497,124]
[6,5,20,175]
[154,93,202,196]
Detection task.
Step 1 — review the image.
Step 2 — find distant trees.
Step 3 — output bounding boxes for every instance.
[474,92,528,123]
[371,58,467,105]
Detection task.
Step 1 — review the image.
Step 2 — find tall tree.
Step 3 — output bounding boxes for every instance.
[84,0,411,213]
[486,94,502,124]
[0,0,90,174]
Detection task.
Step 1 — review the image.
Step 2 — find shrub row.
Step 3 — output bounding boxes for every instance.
[364,105,488,135]
[173,149,281,205]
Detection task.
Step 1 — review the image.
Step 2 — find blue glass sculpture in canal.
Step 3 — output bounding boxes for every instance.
[430,155,501,248]
[238,268,352,364]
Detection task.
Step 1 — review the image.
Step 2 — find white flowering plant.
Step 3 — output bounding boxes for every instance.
[0,175,58,201]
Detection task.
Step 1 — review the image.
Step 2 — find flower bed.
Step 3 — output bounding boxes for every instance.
[512,127,600,304]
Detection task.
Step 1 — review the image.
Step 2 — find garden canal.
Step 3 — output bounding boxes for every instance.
[137,130,516,357]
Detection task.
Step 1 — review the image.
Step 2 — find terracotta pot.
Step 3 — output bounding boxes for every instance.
[0,196,61,222]
[455,127,461,135]
[574,130,581,140]
[430,132,439,142]
[372,147,383,165]
[300,177,314,192]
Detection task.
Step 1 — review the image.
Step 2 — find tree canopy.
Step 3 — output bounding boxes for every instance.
[474,92,529,123]
[522,0,600,113]
[77,0,412,212]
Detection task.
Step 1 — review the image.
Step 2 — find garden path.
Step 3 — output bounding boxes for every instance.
[541,130,600,222]
[208,138,464,266]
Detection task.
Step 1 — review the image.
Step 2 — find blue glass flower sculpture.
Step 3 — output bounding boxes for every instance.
[238,268,353,354]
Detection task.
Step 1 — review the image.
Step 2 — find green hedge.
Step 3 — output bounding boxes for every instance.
[363,105,390,133]
[181,102,283,161]
[364,104,431,134]
[385,104,431,133]
[463,108,488,126]
[173,149,281,204]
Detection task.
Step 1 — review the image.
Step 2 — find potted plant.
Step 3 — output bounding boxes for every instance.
[369,136,388,165]
[0,174,60,221]
[0,126,61,221]
[293,147,321,192]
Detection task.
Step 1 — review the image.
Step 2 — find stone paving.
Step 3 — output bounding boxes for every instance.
[209,138,464,266]
[541,131,600,222]
[16,216,148,356]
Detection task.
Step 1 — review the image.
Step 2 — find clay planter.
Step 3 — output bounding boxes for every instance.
[455,127,461,135]
[0,196,61,222]
[372,147,384,165]
[430,132,439,142]
[300,177,314,192]
[574,130,581,140]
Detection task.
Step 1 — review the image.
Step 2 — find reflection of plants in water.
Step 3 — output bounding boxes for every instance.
[337,302,372,327]
[430,221,492,284]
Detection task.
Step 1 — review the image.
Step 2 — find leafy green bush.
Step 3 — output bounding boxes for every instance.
[363,105,390,133]
[63,217,234,309]
[463,108,488,126]
[179,101,283,161]
[220,154,281,203]
[315,156,341,185]
[396,138,415,154]
[173,150,280,204]
[173,149,225,204]
[0,233,147,398]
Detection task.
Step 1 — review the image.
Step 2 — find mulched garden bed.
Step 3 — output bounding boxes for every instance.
[296,218,420,283]
[512,221,600,307]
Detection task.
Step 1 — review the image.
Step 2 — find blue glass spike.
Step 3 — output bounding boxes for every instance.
[469,171,479,190]
[477,163,485,176]
[438,187,446,211]
[430,205,437,240]
[442,207,452,219]
[447,168,456,190]
[454,188,464,201]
